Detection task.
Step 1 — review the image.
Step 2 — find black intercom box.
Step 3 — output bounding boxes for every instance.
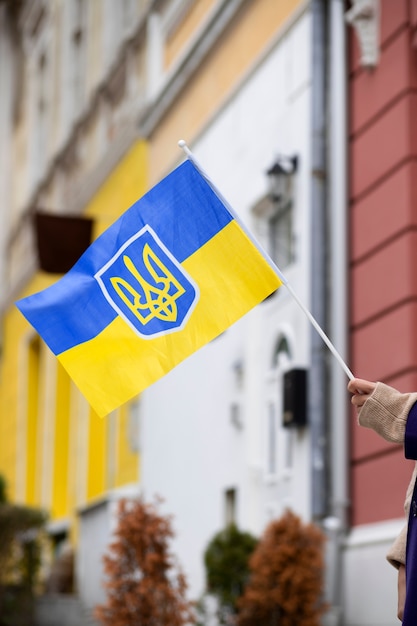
[282,368,307,428]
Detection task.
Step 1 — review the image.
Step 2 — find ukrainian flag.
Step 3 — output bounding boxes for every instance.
[16,160,281,416]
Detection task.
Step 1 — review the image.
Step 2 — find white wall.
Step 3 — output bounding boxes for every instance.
[343,519,404,626]
[77,485,141,610]
[141,10,313,601]
[77,500,111,609]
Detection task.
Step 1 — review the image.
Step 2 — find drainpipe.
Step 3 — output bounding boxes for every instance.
[323,0,349,624]
[310,2,348,623]
[329,0,349,537]
[309,0,329,523]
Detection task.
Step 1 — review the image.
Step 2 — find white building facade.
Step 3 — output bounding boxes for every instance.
[140,4,313,602]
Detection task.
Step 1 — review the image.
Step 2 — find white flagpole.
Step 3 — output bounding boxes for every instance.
[178,139,354,381]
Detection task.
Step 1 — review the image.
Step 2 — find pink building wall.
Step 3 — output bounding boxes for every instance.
[349,0,417,525]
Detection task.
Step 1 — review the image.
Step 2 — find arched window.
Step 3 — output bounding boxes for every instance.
[272,335,292,369]
[264,332,295,504]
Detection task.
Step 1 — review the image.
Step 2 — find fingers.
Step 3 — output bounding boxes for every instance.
[347,378,377,410]
[347,378,376,396]
[351,392,368,408]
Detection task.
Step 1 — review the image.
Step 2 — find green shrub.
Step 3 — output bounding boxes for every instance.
[204,524,258,620]
[0,476,47,626]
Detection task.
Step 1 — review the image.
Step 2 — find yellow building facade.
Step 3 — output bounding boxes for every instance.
[0,0,305,609]
[0,139,147,527]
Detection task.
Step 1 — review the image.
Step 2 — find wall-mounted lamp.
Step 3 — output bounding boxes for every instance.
[345,0,379,69]
[266,155,298,204]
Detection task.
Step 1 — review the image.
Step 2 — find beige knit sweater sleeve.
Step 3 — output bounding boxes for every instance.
[357,382,417,569]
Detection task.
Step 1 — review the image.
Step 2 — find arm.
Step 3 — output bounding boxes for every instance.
[348,378,417,444]
[348,378,417,621]
[348,383,417,548]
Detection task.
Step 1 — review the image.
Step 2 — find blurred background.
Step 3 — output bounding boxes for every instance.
[0,0,414,624]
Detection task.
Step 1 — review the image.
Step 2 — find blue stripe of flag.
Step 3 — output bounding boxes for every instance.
[17,161,233,355]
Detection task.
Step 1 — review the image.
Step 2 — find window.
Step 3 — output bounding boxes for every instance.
[267,403,276,475]
[29,47,50,188]
[102,0,131,72]
[70,0,86,119]
[252,198,294,280]
[127,398,141,453]
[230,402,242,429]
[264,334,294,482]
[225,488,237,526]
[252,155,297,272]
[20,0,51,187]
[284,428,294,470]
[121,0,138,35]
[268,199,294,270]
[26,336,41,505]
[230,359,244,429]
[273,336,291,368]
[60,0,87,140]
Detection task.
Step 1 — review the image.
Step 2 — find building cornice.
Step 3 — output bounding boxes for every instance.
[4,0,303,313]
[139,0,247,137]
[1,115,141,316]
[11,3,149,226]
[6,1,244,276]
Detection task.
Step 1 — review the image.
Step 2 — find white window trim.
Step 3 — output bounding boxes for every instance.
[263,328,296,486]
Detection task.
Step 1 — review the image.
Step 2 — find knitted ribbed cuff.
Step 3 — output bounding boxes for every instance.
[358,382,417,444]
